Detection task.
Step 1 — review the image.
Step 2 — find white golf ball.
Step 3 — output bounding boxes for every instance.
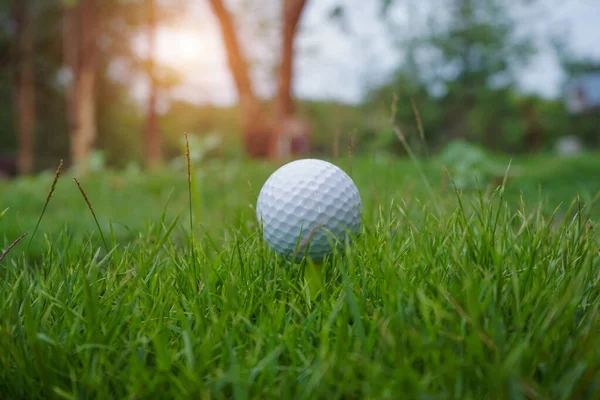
[256,158,362,262]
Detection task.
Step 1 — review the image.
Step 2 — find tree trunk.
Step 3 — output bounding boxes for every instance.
[16,45,35,175]
[13,0,36,175]
[64,0,98,176]
[63,5,79,158]
[75,67,97,171]
[276,0,306,118]
[271,0,309,160]
[208,0,309,159]
[144,0,163,170]
[207,0,270,158]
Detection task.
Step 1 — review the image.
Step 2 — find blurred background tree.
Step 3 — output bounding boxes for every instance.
[12,0,36,175]
[63,0,99,176]
[208,0,309,160]
[553,35,600,149]
[365,0,541,154]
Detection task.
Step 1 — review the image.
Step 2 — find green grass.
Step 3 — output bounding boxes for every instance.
[0,153,599,399]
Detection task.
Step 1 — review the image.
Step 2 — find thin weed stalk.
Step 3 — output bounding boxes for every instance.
[0,208,8,221]
[410,97,428,158]
[185,133,196,266]
[390,94,440,215]
[27,159,63,251]
[0,232,28,263]
[333,128,341,160]
[73,178,109,252]
[348,131,355,176]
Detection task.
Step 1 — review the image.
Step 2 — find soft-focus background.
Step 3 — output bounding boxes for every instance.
[2,3,600,398]
[0,0,599,177]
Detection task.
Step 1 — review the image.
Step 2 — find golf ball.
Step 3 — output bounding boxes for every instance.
[256,158,362,262]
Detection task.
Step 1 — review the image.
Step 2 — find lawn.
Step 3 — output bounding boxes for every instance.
[0,152,599,399]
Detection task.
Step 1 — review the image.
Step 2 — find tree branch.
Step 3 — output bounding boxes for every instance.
[207,0,258,117]
[276,0,307,117]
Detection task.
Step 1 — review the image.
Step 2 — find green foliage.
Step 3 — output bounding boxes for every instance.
[95,77,145,168]
[298,101,371,154]
[437,140,508,189]
[0,155,599,398]
[361,0,600,156]
[432,0,534,85]
[365,0,549,154]
[552,37,600,147]
[159,102,242,159]
[365,70,443,153]
[62,0,79,8]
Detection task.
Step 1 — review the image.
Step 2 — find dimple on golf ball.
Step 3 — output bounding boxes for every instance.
[256,158,362,262]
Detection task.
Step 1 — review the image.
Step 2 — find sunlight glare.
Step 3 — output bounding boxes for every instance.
[155,28,201,69]
[154,27,224,75]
